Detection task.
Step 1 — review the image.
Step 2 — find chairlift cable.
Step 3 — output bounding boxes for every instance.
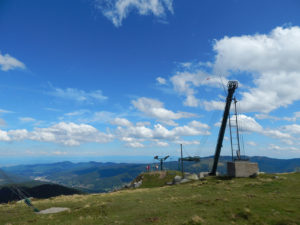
[0,168,39,212]
[236,101,246,159]
[218,74,227,96]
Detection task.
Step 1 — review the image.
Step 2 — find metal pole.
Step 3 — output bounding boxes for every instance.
[228,114,234,162]
[160,159,163,171]
[180,144,184,177]
[234,98,241,160]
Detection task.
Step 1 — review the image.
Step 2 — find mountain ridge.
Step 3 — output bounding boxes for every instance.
[1,156,299,193]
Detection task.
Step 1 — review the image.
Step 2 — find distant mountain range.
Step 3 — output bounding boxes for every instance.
[1,156,299,194]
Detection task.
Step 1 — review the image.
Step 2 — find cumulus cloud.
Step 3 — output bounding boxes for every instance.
[110,117,133,127]
[255,112,300,122]
[126,141,145,148]
[132,97,196,125]
[229,114,263,133]
[115,119,210,147]
[212,26,300,113]
[0,130,10,141]
[154,140,169,147]
[95,0,173,27]
[167,26,300,114]
[203,100,225,111]
[268,144,300,152]
[169,69,227,107]
[0,52,25,71]
[0,122,113,146]
[0,117,210,148]
[156,77,167,85]
[282,124,300,135]
[219,114,292,142]
[49,87,107,103]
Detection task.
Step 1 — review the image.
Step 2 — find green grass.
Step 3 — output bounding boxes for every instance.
[137,170,181,188]
[0,172,299,225]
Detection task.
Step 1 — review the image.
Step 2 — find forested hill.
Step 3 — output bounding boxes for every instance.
[0,183,82,203]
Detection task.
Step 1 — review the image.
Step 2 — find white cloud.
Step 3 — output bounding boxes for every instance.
[126,141,145,148]
[132,97,196,125]
[0,109,13,114]
[19,117,36,123]
[154,140,169,147]
[255,112,300,122]
[52,151,68,155]
[216,114,292,142]
[115,119,210,147]
[255,114,281,121]
[268,144,300,152]
[282,124,300,135]
[230,114,263,133]
[246,141,257,146]
[0,117,210,148]
[170,26,300,114]
[0,52,25,71]
[0,130,10,141]
[170,71,226,107]
[90,111,115,123]
[30,122,113,146]
[49,87,107,103]
[173,140,200,145]
[95,0,173,27]
[111,117,133,127]
[0,122,113,146]
[213,26,300,113]
[156,77,167,85]
[203,100,224,111]
[180,62,192,68]
[294,112,300,118]
[8,129,29,141]
[65,110,89,117]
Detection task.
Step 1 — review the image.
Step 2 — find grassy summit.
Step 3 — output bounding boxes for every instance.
[0,172,299,225]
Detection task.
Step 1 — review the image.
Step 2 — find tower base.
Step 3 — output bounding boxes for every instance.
[227,161,259,177]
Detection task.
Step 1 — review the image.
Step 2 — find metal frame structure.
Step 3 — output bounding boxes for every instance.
[154,155,169,171]
[210,81,238,175]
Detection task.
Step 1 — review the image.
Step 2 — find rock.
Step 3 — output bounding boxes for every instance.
[199,172,210,178]
[166,182,173,185]
[174,175,182,182]
[36,207,70,214]
[273,176,279,179]
[180,178,191,184]
[134,180,142,188]
[185,173,199,181]
[123,183,130,189]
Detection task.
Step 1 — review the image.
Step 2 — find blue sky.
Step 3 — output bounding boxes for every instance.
[0,0,300,165]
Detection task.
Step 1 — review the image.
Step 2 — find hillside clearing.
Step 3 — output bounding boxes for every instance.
[0,172,299,225]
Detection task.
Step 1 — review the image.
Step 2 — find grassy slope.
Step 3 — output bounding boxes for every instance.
[0,172,299,225]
